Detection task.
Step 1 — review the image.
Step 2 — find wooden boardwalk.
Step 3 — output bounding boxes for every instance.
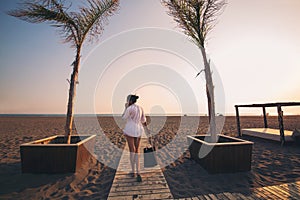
[108,137,173,200]
[184,181,300,200]
[108,135,299,200]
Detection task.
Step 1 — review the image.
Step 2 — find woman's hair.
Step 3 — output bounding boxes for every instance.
[127,94,139,104]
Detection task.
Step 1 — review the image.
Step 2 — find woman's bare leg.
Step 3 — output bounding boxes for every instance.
[134,137,141,175]
[125,135,136,175]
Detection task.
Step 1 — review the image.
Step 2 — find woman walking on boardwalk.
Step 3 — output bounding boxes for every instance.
[122,94,146,182]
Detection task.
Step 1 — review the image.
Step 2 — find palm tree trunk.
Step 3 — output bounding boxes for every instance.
[200,47,217,143]
[65,47,81,144]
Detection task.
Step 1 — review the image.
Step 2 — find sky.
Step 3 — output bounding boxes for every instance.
[0,0,300,116]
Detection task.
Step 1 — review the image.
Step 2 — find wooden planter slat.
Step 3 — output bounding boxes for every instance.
[20,135,96,173]
[188,134,253,174]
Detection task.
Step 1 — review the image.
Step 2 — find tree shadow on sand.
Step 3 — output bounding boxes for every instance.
[0,157,117,199]
[0,162,68,195]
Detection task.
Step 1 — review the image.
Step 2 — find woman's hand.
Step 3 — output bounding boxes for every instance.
[122,103,129,118]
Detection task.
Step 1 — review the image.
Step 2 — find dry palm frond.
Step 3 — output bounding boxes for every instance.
[163,0,226,48]
[8,0,119,48]
[75,0,119,44]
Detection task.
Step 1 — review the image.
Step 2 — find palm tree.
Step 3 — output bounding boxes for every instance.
[163,0,226,142]
[9,0,119,143]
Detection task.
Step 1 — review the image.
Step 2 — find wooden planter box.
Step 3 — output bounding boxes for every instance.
[20,135,96,173]
[187,135,253,174]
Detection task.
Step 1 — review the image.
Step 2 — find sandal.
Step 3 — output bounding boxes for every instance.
[129,172,135,178]
[136,174,142,182]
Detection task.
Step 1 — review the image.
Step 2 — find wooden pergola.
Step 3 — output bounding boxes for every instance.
[235,102,300,144]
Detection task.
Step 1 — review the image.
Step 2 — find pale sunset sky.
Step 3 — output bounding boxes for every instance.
[0,0,300,115]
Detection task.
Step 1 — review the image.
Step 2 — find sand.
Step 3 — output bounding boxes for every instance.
[0,117,124,199]
[0,115,299,199]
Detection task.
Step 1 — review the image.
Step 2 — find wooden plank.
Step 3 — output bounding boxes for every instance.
[111,183,170,192]
[271,185,296,197]
[287,183,300,197]
[136,193,173,199]
[256,187,279,199]
[208,193,218,200]
[262,186,286,199]
[192,182,300,200]
[222,192,238,200]
[114,174,164,181]
[290,182,300,189]
[215,193,229,200]
[235,193,255,200]
[107,196,132,200]
[197,195,208,200]
[257,186,278,199]
[235,102,300,108]
[249,194,263,200]
[116,170,162,175]
[109,188,172,197]
[108,192,173,200]
[202,195,212,200]
[277,184,300,197]
[277,182,300,196]
[113,173,164,181]
[269,185,289,198]
[250,190,268,200]
[112,179,167,187]
[230,192,244,199]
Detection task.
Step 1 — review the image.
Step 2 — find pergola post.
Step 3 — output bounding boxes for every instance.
[277,105,285,145]
[262,106,268,128]
[235,106,241,136]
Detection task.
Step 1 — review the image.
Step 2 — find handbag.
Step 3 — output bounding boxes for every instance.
[143,125,158,168]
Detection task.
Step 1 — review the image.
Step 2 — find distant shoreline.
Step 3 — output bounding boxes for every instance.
[0,114,299,117]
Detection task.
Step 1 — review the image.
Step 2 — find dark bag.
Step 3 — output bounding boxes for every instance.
[143,125,157,168]
[144,145,157,168]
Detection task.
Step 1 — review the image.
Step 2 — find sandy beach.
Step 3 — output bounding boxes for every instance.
[0,115,299,199]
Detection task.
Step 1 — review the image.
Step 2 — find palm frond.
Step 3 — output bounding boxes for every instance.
[9,2,60,23]
[168,1,200,45]
[8,0,79,47]
[163,0,226,48]
[75,0,119,44]
[200,0,226,39]
[8,0,119,48]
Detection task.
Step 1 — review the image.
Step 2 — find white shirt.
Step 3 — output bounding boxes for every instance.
[122,104,146,137]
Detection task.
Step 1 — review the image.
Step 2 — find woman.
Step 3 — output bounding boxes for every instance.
[122,94,146,182]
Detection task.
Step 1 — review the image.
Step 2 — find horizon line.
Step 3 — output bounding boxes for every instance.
[1,113,299,117]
